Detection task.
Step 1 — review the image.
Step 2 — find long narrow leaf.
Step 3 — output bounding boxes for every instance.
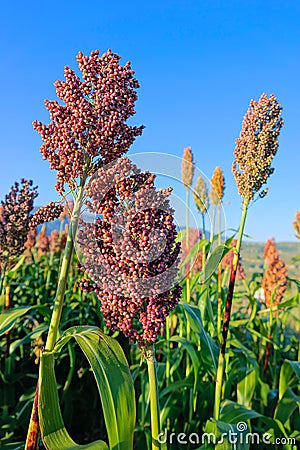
[39,352,109,450]
[54,326,136,450]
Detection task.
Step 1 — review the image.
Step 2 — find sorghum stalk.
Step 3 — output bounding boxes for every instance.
[145,345,161,450]
[25,182,85,450]
[217,205,222,336]
[45,180,85,351]
[213,93,283,419]
[201,214,207,275]
[209,204,216,248]
[193,175,209,269]
[214,197,249,419]
[26,49,144,448]
[181,147,194,306]
[181,147,194,384]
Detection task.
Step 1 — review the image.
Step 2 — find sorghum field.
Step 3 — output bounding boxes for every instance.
[0,50,299,450]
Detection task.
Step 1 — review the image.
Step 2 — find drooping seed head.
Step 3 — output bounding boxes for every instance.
[30,202,63,229]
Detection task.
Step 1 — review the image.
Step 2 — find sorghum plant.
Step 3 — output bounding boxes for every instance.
[193,176,209,239]
[31,48,144,350]
[25,49,144,450]
[0,179,38,418]
[181,147,195,389]
[181,147,195,302]
[262,238,287,378]
[214,93,283,419]
[0,179,38,273]
[263,238,288,309]
[209,166,225,245]
[0,179,38,328]
[209,167,225,336]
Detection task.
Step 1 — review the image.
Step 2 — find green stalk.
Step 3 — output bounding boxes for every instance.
[165,316,171,387]
[185,186,191,304]
[45,183,84,352]
[145,345,161,450]
[217,205,222,337]
[214,197,249,420]
[25,180,86,450]
[209,204,216,249]
[0,253,8,297]
[201,213,206,274]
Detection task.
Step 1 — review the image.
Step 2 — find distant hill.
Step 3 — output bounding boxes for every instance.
[241,241,300,280]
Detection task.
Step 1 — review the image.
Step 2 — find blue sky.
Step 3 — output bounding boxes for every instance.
[0,0,299,241]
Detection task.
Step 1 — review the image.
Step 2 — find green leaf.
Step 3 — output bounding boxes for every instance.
[279,360,300,400]
[9,324,47,354]
[204,419,250,450]
[180,303,218,376]
[258,294,300,315]
[220,400,262,423]
[0,444,25,449]
[0,306,32,336]
[0,305,50,337]
[39,326,135,450]
[274,387,300,424]
[169,336,200,392]
[180,239,209,268]
[203,245,230,282]
[237,368,257,408]
[39,352,109,450]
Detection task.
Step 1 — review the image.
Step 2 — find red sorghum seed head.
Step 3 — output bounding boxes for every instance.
[262,238,287,308]
[0,179,38,263]
[36,225,50,257]
[78,156,182,345]
[49,229,60,253]
[33,50,144,193]
[30,202,63,229]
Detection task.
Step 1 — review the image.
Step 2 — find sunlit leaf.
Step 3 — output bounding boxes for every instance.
[39,326,135,450]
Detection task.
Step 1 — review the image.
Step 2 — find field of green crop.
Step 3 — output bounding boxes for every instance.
[0,49,299,450]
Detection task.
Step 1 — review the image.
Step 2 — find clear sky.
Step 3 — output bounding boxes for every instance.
[0,0,299,242]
